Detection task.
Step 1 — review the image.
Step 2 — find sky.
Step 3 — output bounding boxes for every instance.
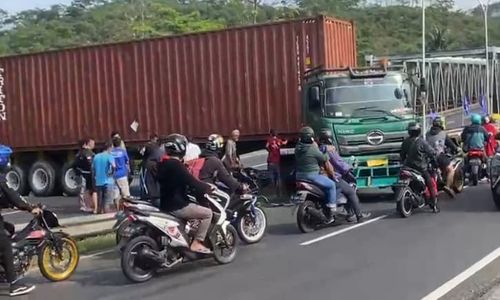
[0,0,482,14]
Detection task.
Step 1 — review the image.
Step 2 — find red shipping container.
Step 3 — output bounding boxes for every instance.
[0,15,356,152]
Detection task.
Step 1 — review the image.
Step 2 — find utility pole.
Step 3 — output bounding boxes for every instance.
[421,0,427,139]
[478,0,491,113]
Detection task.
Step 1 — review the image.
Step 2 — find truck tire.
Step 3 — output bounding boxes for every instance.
[6,165,28,196]
[60,161,80,196]
[29,160,56,197]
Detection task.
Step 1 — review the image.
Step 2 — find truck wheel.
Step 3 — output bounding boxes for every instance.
[6,165,28,196]
[60,161,80,196]
[29,161,56,197]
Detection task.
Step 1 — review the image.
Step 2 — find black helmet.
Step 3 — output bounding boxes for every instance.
[432,116,444,129]
[299,126,315,144]
[318,128,334,145]
[206,134,224,152]
[164,134,188,157]
[407,122,421,137]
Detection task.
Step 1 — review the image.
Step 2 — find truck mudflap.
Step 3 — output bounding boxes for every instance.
[354,164,401,189]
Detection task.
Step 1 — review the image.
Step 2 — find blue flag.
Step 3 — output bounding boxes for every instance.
[463,96,470,116]
[481,94,488,115]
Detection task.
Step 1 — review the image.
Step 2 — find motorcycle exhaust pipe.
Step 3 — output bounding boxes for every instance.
[306,207,328,222]
[140,248,164,264]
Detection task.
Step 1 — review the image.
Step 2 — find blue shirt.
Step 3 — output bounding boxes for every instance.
[111,147,129,179]
[93,152,115,186]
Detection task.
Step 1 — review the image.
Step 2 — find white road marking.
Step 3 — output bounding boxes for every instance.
[421,246,500,300]
[300,215,387,246]
[2,210,21,216]
[81,249,115,259]
[251,163,267,168]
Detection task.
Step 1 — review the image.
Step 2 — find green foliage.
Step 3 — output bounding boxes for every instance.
[0,0,497,59]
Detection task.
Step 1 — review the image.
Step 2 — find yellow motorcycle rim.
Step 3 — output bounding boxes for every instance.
[40,237,79,281]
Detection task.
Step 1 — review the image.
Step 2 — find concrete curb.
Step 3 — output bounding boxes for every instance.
[14,212,116,240]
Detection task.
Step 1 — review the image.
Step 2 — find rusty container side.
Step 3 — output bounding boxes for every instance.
[0,16,357,151]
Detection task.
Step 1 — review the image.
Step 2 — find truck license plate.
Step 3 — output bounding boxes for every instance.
[367,159,388,167]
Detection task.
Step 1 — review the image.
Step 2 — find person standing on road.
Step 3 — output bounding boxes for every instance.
[266,129,287,198]
[223,129,241,171]
[74,138,96,213]
[111,136,131,209]
[93,141,116,214]
[111,131,126,150]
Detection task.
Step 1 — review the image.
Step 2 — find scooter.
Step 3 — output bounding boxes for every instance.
[466,149,486,186]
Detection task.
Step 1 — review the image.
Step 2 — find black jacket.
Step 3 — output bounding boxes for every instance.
[199,149,240,194]
[157,158,211,212]
[401,136,436,171]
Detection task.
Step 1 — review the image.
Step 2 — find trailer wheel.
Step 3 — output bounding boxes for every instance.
[6,165,28,196]
[61,161,80,196]
[29,161,56,197]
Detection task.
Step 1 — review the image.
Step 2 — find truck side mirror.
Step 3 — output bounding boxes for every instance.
[309,86,320,109]
[394,88,403,100]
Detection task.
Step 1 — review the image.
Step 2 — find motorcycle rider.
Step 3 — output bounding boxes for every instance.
[295,126,337,221]
[461,113,490,157]
[318,129,371,223]
[198,134,244,196]
[426,116,459,198]
[0,150,40,296]
[401,122,440,212]
[157,134,214,254]
[482,115,498,157]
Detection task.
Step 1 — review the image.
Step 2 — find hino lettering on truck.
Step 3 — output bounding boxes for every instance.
[0,68,5,121]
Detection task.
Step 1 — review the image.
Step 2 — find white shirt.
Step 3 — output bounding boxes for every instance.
[185,142,201,161]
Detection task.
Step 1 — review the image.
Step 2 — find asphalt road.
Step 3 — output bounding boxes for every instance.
[8,183,500,300]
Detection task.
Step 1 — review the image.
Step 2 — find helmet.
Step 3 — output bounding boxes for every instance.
[163,134,188,157]
[318,128,334,145]
[483,115,491,124]
[299,126,315,144]
[407,122,422,137]
[471,113,482,125]
[432,116,444,129]
[206,134,224,152]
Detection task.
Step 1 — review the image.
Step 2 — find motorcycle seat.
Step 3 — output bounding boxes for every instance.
[296,180,326,197]
[124,197,155,206]
[147,211,185,224]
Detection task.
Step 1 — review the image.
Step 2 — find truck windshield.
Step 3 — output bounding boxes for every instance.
[324,81,411,118]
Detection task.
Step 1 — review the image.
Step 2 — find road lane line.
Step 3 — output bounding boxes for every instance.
[300,215,387,246]
[2,210,21,216]
[421,246,500,300]
[250,163,267,168]
[81,249,115,259]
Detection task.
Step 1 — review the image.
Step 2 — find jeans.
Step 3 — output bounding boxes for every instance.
[96,185,114,213]
[336,179,361,216]
[297,173,337,206]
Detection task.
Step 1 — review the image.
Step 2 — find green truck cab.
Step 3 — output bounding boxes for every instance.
[302,67,418,189]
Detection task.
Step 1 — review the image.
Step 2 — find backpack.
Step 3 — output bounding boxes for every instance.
[185,158,206,179]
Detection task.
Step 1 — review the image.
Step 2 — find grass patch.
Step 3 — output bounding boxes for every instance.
[77,233,116,254]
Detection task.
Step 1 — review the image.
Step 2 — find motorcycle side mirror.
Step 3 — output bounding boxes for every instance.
[394,88,404,100]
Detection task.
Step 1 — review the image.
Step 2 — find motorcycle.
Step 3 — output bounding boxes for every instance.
[118,186,238,283]
[292,171,357,233]
[466,149,486,186]
[0,204,79,282]
[437,153,465,194]
[394,166,439,218]
[219,168,267,244]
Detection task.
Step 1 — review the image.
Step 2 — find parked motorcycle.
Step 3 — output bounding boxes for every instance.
[118,186,238,283]
[394,166,439,217]
[466,149,486,186]
[0,204,79,282]
[293,172,356,233]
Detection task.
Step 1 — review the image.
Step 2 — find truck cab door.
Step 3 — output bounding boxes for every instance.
[303,84,324,129]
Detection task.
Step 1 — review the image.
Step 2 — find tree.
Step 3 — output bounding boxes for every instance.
[427,26,450,51]
[430,0,454,11]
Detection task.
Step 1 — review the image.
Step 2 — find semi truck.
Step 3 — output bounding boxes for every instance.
[0,15,421,197]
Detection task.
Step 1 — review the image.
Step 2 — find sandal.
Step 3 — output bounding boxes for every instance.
[191,247,212,254]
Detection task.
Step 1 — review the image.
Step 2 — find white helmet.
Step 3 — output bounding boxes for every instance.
[206,134,224,152]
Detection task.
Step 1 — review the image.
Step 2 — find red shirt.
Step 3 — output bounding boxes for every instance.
[484,123,498,157]
[266,137,285,164]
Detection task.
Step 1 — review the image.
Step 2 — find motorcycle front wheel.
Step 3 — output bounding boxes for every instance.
[453,168,465,193]
[237,207,267,244]
[396,187,413,218]
[121,236,159,283]
[213,224,238,265]
[38,235,79,282]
